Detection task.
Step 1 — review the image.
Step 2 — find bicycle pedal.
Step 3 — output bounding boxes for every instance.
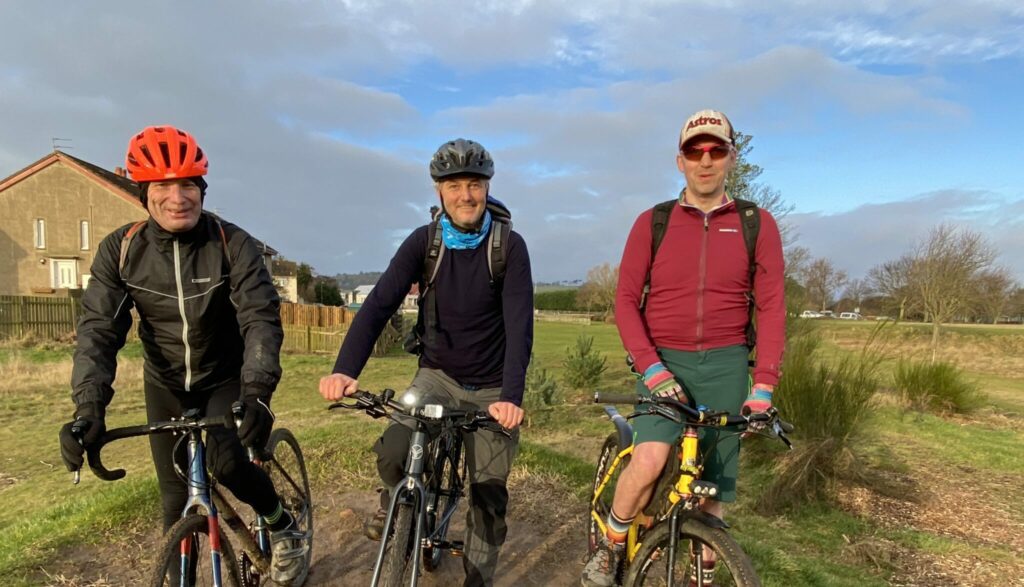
[690,480,719,497]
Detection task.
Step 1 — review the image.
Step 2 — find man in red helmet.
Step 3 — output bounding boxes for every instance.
[58,126,307,585]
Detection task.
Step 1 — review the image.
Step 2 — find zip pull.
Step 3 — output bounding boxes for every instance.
[704,215,709,231]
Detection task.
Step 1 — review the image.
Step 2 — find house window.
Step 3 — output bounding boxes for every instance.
[34,218,46,249]
[80,220,90,250]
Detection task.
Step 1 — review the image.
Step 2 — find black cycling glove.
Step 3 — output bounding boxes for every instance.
[58,402,106,472]
[237,395,275,449]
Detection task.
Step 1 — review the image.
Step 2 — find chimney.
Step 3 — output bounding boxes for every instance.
[114,166,126,177]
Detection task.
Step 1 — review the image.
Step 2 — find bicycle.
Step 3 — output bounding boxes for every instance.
[327,388,508,587]
[587,392,793,587]
[70,403,313,587]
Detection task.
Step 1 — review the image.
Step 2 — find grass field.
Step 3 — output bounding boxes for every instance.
[1,319,1022,585]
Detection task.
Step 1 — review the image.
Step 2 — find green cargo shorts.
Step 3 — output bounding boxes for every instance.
[632,345,750,502]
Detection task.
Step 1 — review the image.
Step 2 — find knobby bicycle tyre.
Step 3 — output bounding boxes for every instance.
[379,501,416,587]
[151,513,243,587]
[264,428,313,586]
[624,518,760,587]
[423,431,463,572]
[588,432,629,554]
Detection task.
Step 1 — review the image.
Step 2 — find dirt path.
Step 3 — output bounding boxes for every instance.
[36,472,587,586]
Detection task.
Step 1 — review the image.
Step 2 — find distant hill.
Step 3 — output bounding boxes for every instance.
[333,271,383,290]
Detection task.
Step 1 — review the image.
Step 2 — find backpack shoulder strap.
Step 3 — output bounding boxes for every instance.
[733,198,761,353]
[423,220,445,290]
[733,198,759,277]
[487,219,511,287]
[118,220,148,277]
[640,199,677,310]
[210,216,233,269]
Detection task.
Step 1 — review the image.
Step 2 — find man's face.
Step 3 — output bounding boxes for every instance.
[437,175,488,229]
[146,179,203,232]
[676,136,735,200]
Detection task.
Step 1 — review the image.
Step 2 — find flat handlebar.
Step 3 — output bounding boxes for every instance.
[329,389,508,436]
[593,391,795,443]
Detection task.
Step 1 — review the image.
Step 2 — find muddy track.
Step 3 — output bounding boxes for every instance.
[37,473,587,587]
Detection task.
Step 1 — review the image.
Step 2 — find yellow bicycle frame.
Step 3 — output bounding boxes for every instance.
[590,424,710,563]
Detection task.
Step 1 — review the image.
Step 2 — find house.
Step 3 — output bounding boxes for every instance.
[0,150,277,296]
[352,285,375,305]
[271,258,300,303]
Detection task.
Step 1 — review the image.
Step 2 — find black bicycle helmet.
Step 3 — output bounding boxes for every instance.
[429,138,494,180]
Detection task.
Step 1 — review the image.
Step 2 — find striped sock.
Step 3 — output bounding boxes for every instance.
[606,509,633,544]
[263,501,292,531]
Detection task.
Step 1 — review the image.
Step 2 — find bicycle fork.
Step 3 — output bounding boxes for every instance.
[179,433,227,587]
[371,428,429,587]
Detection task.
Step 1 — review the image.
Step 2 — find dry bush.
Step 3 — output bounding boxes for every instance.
[758,328,883,512]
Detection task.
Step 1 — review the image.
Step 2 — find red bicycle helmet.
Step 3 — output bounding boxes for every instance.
[125,125,208,182]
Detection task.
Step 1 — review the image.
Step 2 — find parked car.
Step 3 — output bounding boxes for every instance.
[839,312,863,320]
[819,310,835,318]
[799,310,822,319]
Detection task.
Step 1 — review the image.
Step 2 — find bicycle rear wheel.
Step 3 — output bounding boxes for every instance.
[589,432,630,553]
[263,428,313,586]
[624,518,760,587]
[423,431,463,572]
[379,499,417,587]
[151,513,242,587]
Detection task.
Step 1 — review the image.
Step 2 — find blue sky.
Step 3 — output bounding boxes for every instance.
[1,1,1022,282]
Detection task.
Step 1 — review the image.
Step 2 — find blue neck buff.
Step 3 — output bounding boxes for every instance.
[439,210,491,250]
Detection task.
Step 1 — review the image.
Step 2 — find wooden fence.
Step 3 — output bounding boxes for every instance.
[0,295,82,340]
[0,294,404,356]
[280,302,351,328]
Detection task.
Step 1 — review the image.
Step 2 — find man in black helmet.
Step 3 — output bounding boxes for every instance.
[320,139,533,586]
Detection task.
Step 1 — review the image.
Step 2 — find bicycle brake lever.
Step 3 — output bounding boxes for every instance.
[652,404,683,424]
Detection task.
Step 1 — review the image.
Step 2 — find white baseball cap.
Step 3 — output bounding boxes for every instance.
[679,109,734,149]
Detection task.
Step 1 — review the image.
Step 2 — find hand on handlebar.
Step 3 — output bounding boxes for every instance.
[319,372,359,401]
[741,384,773,437]
[487,401,523,430]
[59,402,106,473]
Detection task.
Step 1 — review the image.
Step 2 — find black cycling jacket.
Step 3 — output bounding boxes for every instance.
[71,213,283,409]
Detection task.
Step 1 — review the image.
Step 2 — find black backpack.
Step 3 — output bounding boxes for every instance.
[641,197,760,350]
[403,197,512,355]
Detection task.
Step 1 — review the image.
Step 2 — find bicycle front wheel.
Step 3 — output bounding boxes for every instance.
[264,428,313,585]
[423,431,463,572]
[624,518,760,587]
[379,500,417,587]
[589,432,629,553]
[151,513,242,587]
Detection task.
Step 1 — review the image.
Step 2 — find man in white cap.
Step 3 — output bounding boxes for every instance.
[581,110,785,586]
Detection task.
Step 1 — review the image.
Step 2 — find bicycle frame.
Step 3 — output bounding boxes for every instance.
[589,404,720,566]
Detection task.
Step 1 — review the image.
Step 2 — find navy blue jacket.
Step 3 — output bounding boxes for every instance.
[333,223,533,405]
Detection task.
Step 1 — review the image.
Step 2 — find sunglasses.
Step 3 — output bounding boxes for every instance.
[680,144,732,162]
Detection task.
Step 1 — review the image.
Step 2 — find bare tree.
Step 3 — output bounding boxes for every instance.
[784,245,810,282]
[971,267,1017,324]
[841,277,873,312]
[577,263,619,318]
[908,224,997,362]
[727,132,796,244]
[801,257,848,312]
[868,256,916,320]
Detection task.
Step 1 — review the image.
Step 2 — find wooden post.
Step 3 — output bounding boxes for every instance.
[19,296,27,338]
[306,325,312,353]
